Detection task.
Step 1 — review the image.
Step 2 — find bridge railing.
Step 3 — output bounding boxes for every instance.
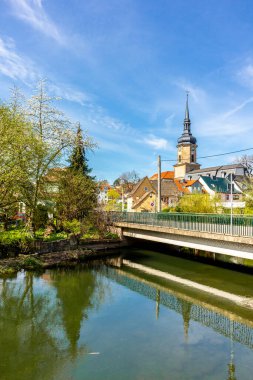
[110,211,253,237]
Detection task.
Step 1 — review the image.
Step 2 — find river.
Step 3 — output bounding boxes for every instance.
[1,247,253,379]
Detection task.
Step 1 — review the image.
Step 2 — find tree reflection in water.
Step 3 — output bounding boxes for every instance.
[0,272,66,380]
[0,266,110,380]
[51,267,109,357]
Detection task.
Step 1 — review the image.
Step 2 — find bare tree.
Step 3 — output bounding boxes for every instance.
[113,170,140,192]
[235,154,253,177]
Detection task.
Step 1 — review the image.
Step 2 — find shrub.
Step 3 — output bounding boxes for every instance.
[162,207,176,213]
[62,219,81,235]
[0,230,33,252]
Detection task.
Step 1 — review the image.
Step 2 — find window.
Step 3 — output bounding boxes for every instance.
[228,184,235,192]
[233,195,239,200]
[226,194,229,201]
[144,186,148,192]
[191,154,194,162]
[179,155,181,162]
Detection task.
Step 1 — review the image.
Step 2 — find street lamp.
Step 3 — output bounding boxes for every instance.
[157,155,161,212]
[230,172,233,235]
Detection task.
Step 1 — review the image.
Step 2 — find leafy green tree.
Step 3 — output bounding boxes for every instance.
[177,193,216,213]
[69,123,94,177]
[240,178,253,213]
[56,169,97,222]
[17,80,75,233]
[1,82,96,232]
[0,104,42,228]
[105,189,121,211]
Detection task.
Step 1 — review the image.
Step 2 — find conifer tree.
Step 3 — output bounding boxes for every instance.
[69,124,93,177]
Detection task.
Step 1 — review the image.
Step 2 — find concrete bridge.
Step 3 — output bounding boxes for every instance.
[111,212,253,262]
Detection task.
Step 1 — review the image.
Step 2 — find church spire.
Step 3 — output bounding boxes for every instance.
[177,93,196,144]
[184,92,190,130]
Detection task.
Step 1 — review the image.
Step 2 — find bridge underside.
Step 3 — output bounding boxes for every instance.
[115,222,253,261]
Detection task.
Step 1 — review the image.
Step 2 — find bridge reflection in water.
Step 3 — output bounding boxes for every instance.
[101,260,248,379]
[101,259,253,350]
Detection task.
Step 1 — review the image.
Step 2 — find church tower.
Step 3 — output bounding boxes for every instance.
[174,94,201,179]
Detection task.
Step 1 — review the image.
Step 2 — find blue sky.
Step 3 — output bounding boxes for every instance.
[1,0,253,182]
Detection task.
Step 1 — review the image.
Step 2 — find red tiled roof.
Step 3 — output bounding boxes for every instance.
[174,179,190,194]
[150,171,174,180]
[185,179,197,187]
[99,184,111,191]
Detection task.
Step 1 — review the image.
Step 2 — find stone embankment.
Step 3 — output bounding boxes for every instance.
[0,239,127,276]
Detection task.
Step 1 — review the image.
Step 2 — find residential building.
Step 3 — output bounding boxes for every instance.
[190,176,244,208]
[97,183,111,205]
[127,176,180,212]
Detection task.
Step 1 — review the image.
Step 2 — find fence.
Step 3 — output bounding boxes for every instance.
[110,211,253,237]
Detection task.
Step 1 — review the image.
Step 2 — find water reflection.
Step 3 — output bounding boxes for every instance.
[1,256,253,379]
[103,257,253,379]
[51,269,96,357]
[0,272,66,380]
[105,258,253,349]
[0,267,110,380]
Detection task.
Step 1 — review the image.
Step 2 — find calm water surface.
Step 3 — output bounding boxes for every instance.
[1,249,253,380]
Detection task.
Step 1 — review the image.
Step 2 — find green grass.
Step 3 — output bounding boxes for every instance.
[0,229,32,245]
[0,227,118,247]
[0,228,68,246]
[35,229,68,241]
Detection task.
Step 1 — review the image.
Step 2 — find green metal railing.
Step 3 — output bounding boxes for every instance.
[109,212,253,237]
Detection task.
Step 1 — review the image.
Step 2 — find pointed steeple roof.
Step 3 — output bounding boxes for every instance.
[178,93,197,144]
[185,92,190,121]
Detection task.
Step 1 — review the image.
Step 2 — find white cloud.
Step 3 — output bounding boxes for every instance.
[0,36,92,107]
[0,37,37,82]
[7,0,65,44]
[195,94,253,138]
[237,64,253,88]
[199,115,251,138]
[222,97,253,119]
[143,134,171,150]
[48,83,90,106]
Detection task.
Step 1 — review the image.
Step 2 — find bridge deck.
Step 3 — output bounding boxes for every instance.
[110,211,253,237]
